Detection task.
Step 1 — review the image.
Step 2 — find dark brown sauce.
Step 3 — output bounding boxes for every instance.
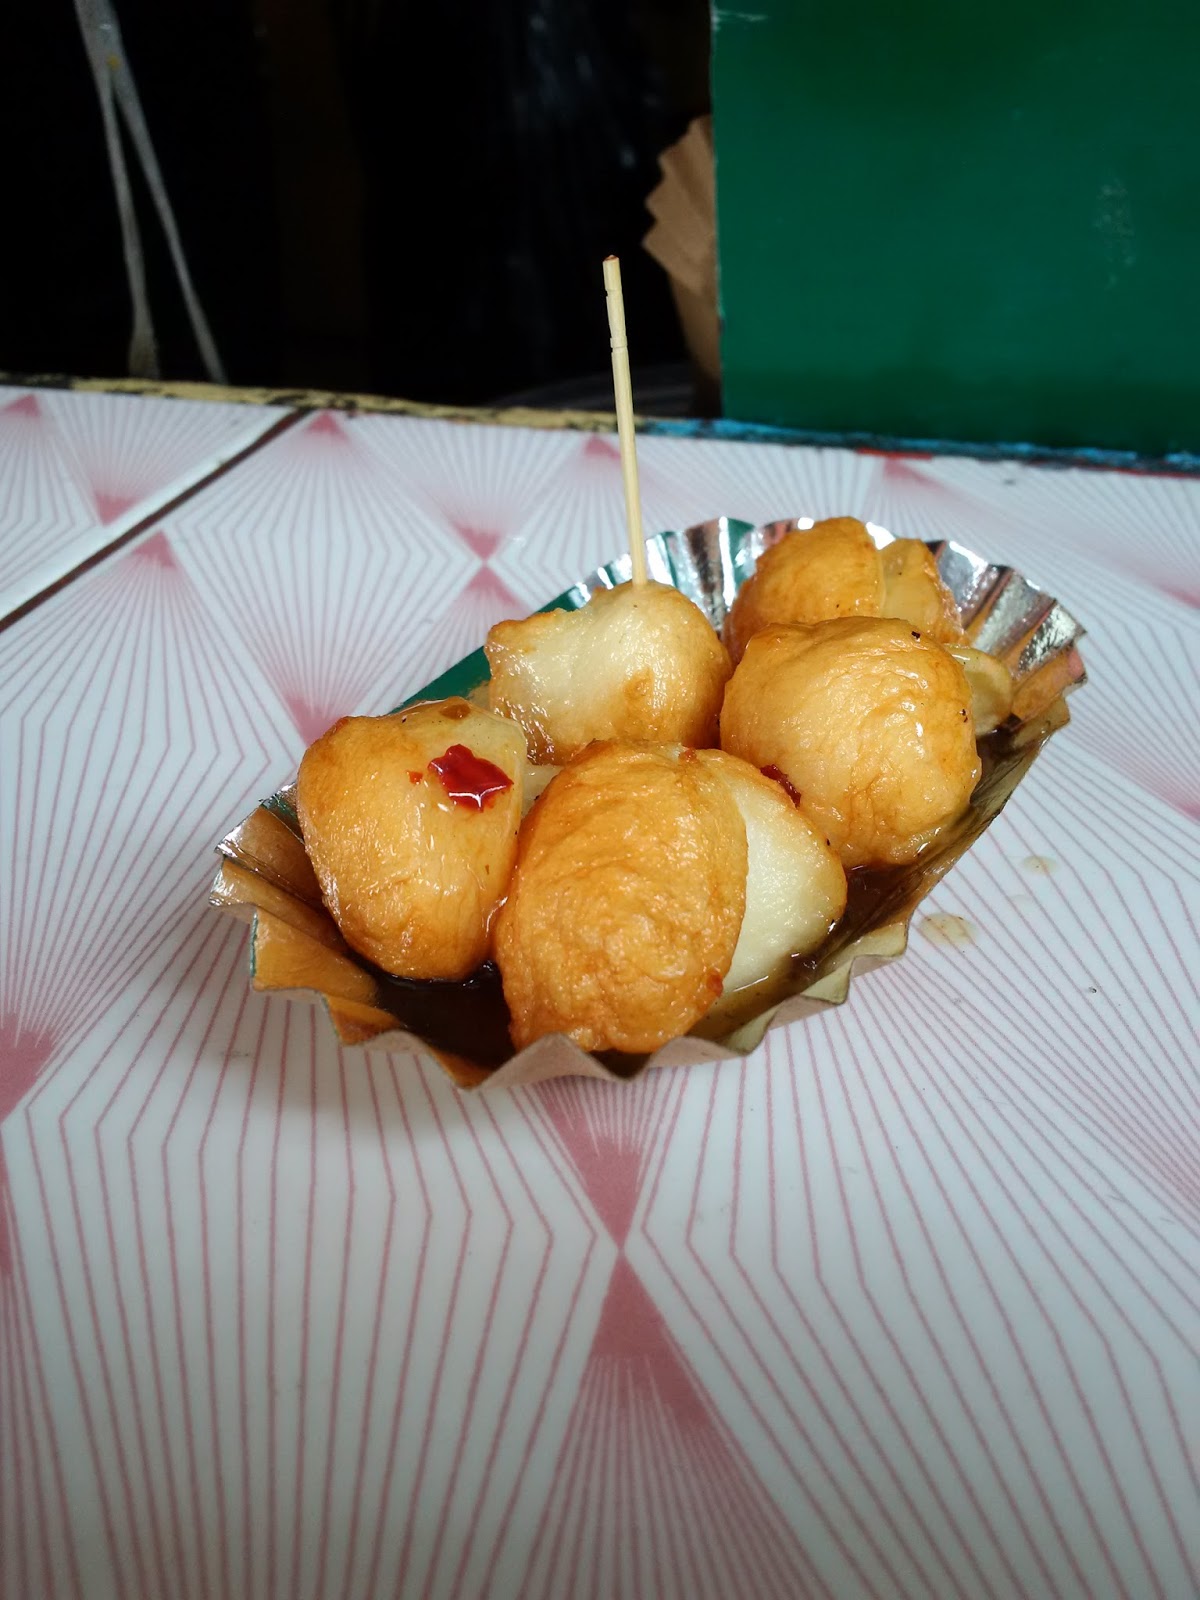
[367,730,1018,1074]
[371,960,514,1065]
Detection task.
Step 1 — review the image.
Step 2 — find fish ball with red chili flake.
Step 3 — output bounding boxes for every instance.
[296,699,524,980]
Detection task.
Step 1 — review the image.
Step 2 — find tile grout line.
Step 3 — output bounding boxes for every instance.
[0,409,305,635]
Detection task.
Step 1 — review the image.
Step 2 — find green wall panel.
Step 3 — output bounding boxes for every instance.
[712,2,1200,453]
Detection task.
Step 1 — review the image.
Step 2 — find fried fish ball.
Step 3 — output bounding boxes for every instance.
[486,581,731,764]
[879,539,964,644]
[720,619,982,869]
[724,517,963,661]
[694,751,847,993]
[493,742,747,1052]
[296,699,525,980]
[725,517,883,662]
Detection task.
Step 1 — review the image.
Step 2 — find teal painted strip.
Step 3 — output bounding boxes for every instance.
[641,416,1200,477]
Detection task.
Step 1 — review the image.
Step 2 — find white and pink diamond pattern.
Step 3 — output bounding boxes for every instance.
[0,396,1198,1599]
[0,385,288,621]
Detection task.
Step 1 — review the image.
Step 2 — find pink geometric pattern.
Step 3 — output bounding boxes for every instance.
[489,433,634,607]
[855,454,1200,822]
[351,414,583,567]
[517,1257,817,1600]
[925,453,1200,609]
[534,1073,686,1245]
[1,390,1198,1598]
[0,386,287,618]
[515,1072,821,1598]
[636,432,879,531]
[417,565,528,686]
[167,411,495,743]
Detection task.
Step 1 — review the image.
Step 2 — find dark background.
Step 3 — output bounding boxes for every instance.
[4,0,709,404]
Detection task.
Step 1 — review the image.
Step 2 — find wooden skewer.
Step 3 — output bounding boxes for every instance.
[603,255,648,585]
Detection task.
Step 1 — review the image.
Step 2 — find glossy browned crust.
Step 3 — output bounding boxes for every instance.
[725,520,966,662]
[724,517,885,662]
[494,742,748,1051]
[721,618,981,868]
[296,700,525,979]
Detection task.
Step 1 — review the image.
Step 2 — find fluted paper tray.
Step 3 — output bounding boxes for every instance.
[209,516,1086,1089]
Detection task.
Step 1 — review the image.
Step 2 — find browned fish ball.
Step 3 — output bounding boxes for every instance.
[493,742,748,1052]
[725,517,883,662]
[724,516,963,662]
[721,618,982,869]
[296,700,525,980]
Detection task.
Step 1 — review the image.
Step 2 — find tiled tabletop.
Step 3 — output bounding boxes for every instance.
[0,386,288,620]
[1,389,1197,1600]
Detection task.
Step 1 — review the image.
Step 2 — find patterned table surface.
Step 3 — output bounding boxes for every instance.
[0,387,1197,1600]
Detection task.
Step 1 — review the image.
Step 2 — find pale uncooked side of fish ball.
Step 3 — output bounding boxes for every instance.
[296,699,525,981]
[696,751,847,993]
[520,761,560,814]
[944,643,1014,735]
[486,580,731,763]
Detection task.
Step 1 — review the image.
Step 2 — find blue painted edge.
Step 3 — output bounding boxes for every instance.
[641,415,1200,476]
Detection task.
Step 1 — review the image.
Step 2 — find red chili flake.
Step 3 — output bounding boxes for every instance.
[761,764,803,807]
[408,770,423,783]
[428,744,513,810]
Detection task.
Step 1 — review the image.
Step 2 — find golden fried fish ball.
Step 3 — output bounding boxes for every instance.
[725,517,883,662]
[721,619,982,869]
[724,518,964,661]
[694,751,847,993]
[296,699,525,980]
[486,581,731,763]
[879,539,964,644]
[944,643,1014,735]
[493,743,747,1052]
